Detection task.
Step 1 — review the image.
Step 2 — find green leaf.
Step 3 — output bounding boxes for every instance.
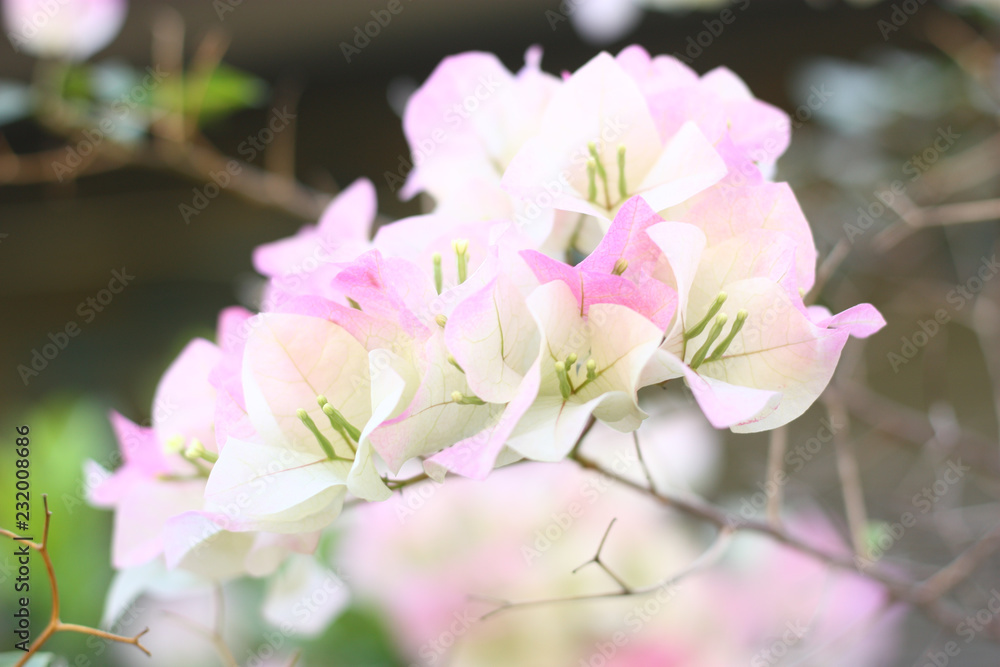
[302,605,405,667]
[194,65,267,118]
[61,64,93,100]
[154,64,267,124]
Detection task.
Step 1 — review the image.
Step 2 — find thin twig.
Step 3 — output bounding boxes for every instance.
[974,298,1000,445]
[482,525,733,620]
[267,81,302,179]
[898,198,1000,228]
[1,11,331,222]
[806,238,850,305]
[632,431,657,493]
[922,8,997,99]
[162,610,238,667]
[214,584,226,637]
[571,518,632,593]
[1,495,151,666]
[915,132,1000,201]
[825,394,870,558]
[832,380,1000,478]
[151,7,186,144]
[766,426,788,529]
[185,28,232,140]
[568,450,1000,642]
[915,521,1000,603]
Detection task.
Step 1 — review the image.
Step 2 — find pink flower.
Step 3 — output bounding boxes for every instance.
[616,44,791,176]
[587,196,884,431]
[502,51,727,229]
[204,311,392,534]
[399,48,559,230]
[90,309,318,579]
[425,251,670,478]
[254,178,377,305]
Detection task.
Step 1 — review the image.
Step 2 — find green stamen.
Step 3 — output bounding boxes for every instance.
[322,403,361,447]
[297,408,339,460]
[684,292,728,340]
[565,353,578,368]
[690,313,728,370]
[451,390,485,406]
[453,239,470,284]
[588,141,610,206]
[435,314,448,328]
[612,258,629,276]
[164,434,185,455]
[433,252,443,294]
[617,144,627,200]
[319,395,361,448]
[183,438,218,464]
[447,354,465,374]
[555,360,573,399]
[586,358,597,382]
[586,159,598,203]
[707,310,748,363]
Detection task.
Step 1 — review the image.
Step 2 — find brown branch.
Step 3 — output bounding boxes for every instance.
[568,450,1000,643]
[915,521,1000,603]
[0,143,123,184]
[0,129,330,221]
[1,495,151,666]
[266,82,302,179]
[831,380,1000,478]
[915,132,1000,201]
[825,394,870,558]
[3,31,330,222]
[971,297,1000,449]
[806,238,850,305]
[922,8,997,98]
[875,196,1000,251]
[900,198,1000,228]
[142,140,330,221]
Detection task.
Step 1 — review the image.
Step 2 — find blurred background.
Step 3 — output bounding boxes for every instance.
[2,0,1000,665]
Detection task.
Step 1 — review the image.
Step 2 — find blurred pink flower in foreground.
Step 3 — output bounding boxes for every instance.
[3,0,126,60]
[335,415,901,667]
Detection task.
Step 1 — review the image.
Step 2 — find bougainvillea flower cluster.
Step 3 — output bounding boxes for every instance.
[90,45,884,577]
